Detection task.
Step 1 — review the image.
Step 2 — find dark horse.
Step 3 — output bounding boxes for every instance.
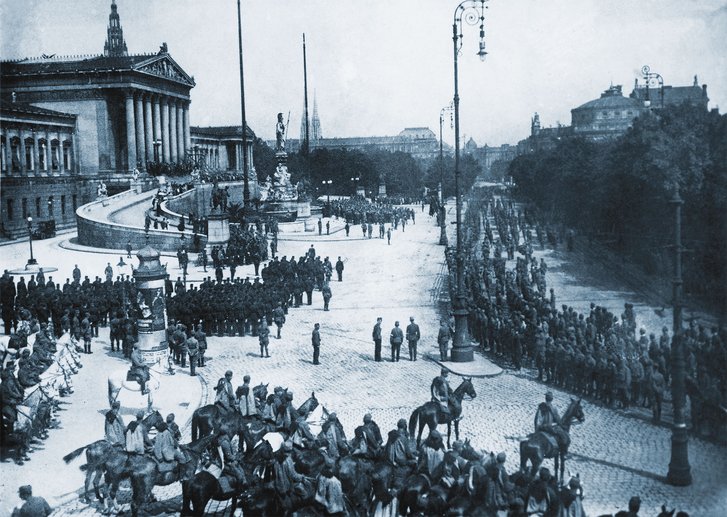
[183,439,274,516]
[62,410,165,505]
[408,377,476,448]
[191,383,268,440]
[520,397,584,481]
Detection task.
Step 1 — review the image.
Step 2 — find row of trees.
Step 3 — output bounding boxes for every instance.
[508,104,727,312]
[252,138,482,199]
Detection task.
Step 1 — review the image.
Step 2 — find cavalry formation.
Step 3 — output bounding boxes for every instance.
[1,325,83,464]
[59,365,586,516]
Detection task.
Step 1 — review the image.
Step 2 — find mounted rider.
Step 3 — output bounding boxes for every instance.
[104,401,126,446]
[534,391,570,449]
[0,362,24,433]
[128,343,150,395]
[153,421,189,475]
[431,368,453,419]
[214,370,236,413]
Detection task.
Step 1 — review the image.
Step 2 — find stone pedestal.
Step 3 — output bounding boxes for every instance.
[206,210,230,251]
[378,184,387,198]
[131,180,143,194]
[356,186,366,197]
[133,246,169,366]
[297,201,311,217]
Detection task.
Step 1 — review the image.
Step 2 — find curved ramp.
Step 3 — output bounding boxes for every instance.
[76,188,207,253]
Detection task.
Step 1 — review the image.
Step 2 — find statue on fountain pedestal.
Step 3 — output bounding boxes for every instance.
[275,112,286,152]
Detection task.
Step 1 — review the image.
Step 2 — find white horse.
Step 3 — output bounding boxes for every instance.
[107,360,164,410]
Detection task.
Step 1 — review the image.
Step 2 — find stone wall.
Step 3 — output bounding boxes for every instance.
[76,190,207,252]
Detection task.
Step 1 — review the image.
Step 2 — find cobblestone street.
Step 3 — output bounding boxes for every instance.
[2,206,726,516]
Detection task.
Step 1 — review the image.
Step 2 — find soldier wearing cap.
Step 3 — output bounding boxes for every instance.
[534,391,569,450]
[430,368,452,418]
[105,401,125,446]
[273,441,307,511]
[389,321,403,362]
[215,370,236,413]
[406,316,421,361]
[12,485,52,517]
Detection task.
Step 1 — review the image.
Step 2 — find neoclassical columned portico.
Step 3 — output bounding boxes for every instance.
[122,88,190,169]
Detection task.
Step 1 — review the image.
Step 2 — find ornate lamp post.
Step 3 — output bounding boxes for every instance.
[350,176,360,196]
[667,186,692,486]
[26,216,37,266]
[439,102,454,246]
[450,0,489,363]
[641,65,664,108]
[237,0,250,209]
[322,179,333,204]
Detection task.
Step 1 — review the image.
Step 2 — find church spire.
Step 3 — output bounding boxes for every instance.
[104,0,128,57]
[311,90,322,141]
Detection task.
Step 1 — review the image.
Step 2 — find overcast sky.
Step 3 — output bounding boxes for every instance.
[1,0,725,146]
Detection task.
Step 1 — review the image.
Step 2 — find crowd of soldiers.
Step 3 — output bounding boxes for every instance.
[451,190,726,438]
[327,196,417,227]
[167,244,338,345]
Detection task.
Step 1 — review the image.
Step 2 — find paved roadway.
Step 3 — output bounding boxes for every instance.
[1,205,726,515]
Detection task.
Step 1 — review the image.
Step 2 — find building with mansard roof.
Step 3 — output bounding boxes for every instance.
[0,1,254,238]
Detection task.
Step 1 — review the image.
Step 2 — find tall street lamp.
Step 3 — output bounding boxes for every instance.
[641,65,664,108]
[439,102,454,246]
[322,179,333,204]
[350,176,360,196]
[237,0,250,210]
[26,216,37,266]
[450,0,489,363]
[667,186,692,486]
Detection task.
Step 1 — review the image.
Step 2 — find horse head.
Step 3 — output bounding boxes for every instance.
[143,410,164,430]
[298,391,318,415]
[566,398,585,428]
[456,377,477,401]
[253,382,268,401]
[459,438,483,462]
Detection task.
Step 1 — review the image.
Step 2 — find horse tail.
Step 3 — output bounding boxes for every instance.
[408,407,419,439]
[191,411,199,442]
[63,444,88,464]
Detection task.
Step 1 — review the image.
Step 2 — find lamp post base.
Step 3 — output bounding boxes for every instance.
[450,345,473,362]
[26,258,38,266]
[439,226,448,246]
[667,426,692,486]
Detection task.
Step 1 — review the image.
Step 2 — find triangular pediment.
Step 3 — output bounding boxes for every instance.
[134,54,195,87]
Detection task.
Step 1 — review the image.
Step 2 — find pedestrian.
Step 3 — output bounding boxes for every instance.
[345,222,350,237]
[186,333,199,376]
[406,316,421,361]
[322,282,332,311]
[318,218,323,235]
[259,319,270,358]
[326,220,330,235]
[194,323,207,367]
[387,228,392,245]
[437,319,451,362]
[335,257,344,282]
[200,248,208,272]
[650,364,665,423]
[12,485,52,517]
[312,323,321,365]
[372,317,383,362]
[273,303,286,339]
[390,321,403,362]
[126,240,132,259]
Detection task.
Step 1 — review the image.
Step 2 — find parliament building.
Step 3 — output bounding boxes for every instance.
[0,1,253,238]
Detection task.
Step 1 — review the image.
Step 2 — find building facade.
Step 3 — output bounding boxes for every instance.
[0,1,254,238]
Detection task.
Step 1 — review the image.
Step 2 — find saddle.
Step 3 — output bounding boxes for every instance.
[156,459,177,473]
[539,431,558,449]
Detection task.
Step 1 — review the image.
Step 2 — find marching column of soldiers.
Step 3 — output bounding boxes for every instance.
[451,189,726,438]
[166,245,337,343]
[327,196,416,228]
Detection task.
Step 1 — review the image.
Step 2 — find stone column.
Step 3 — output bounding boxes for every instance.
[152,95,161,161]
[169,99,178,162]
[161,97,170,163]
[134,92,144,167]
[56,132,63,173]
[183,102,191,152]
[144,95,153,164]
[176,102,184,161]
[126,92,137,172]
[19,129,26,174]
[3,131,12,174]
[44,131,51,174]
[32,132,40,174]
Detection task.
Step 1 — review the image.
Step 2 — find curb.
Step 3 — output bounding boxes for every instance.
[425,352,504,378]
